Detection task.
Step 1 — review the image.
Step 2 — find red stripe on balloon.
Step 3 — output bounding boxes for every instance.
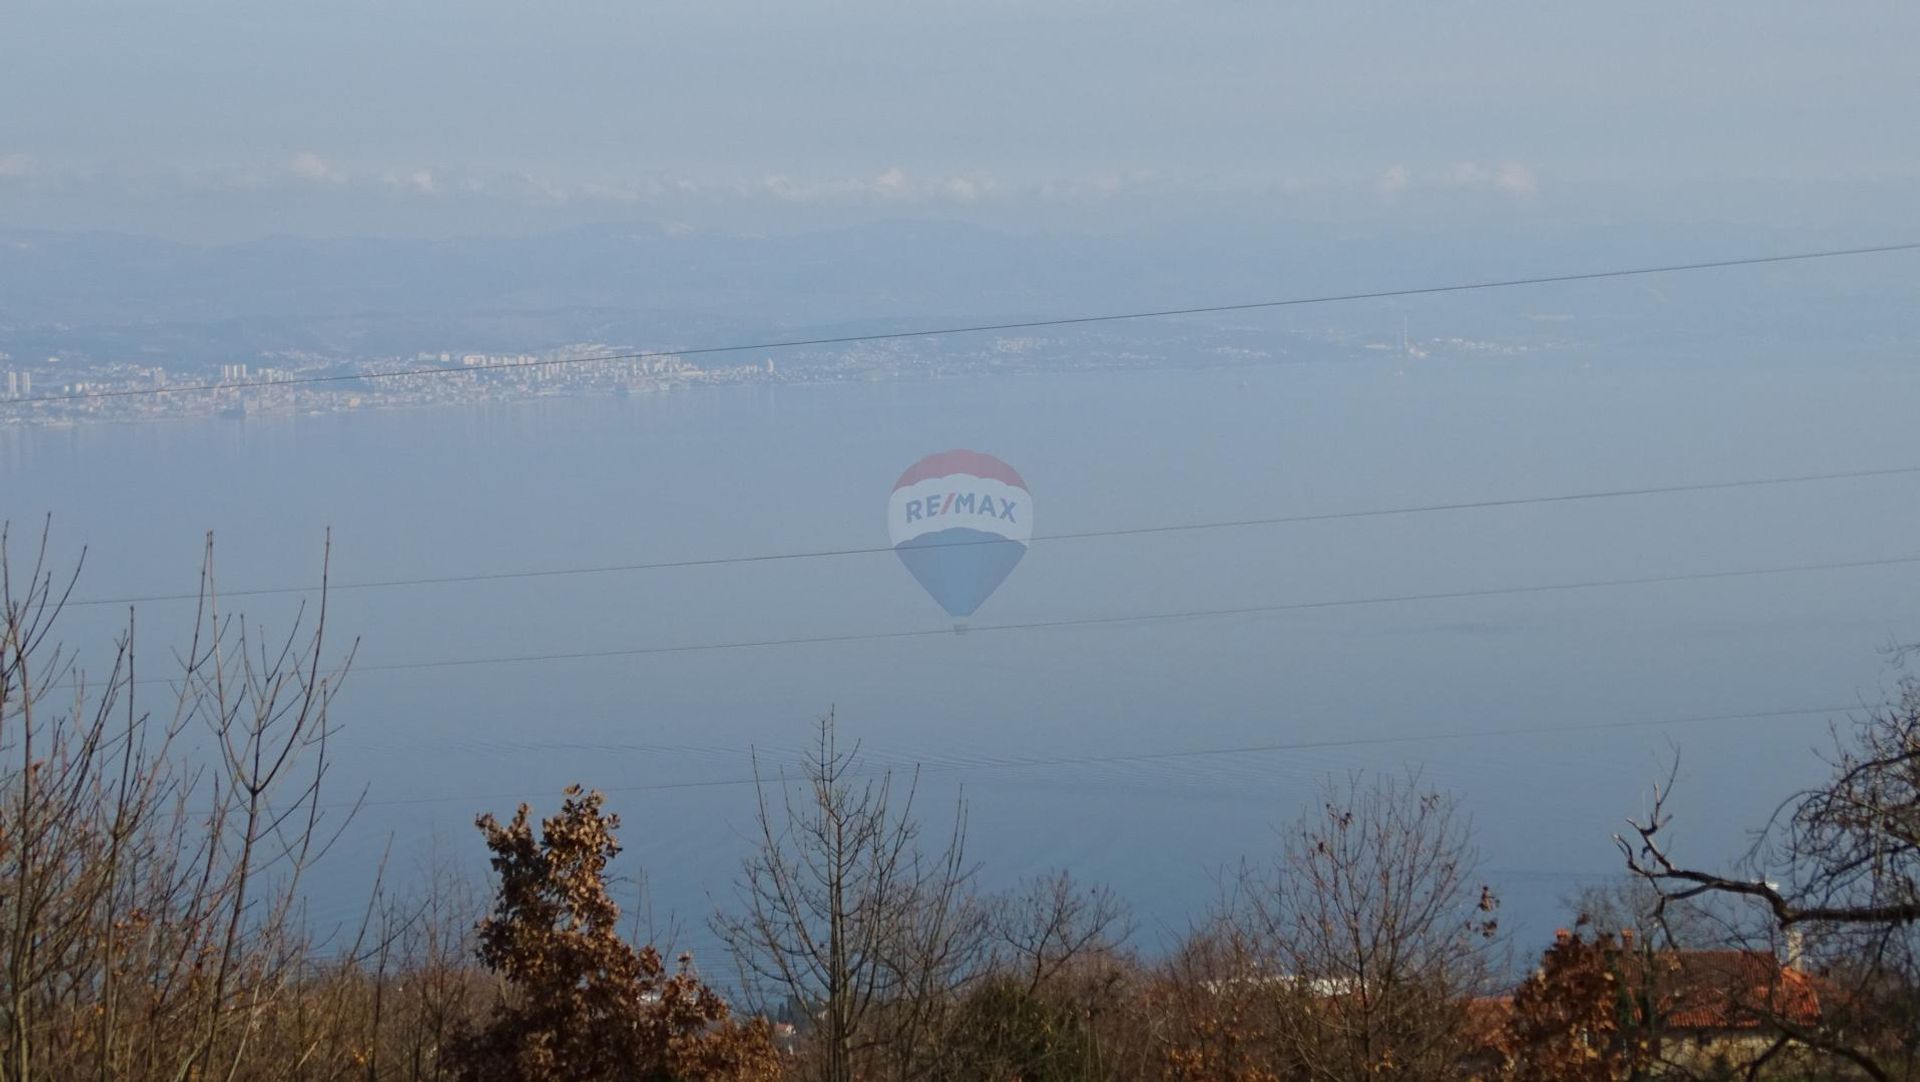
[892,449,1028,491]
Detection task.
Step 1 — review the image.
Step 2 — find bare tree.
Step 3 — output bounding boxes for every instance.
[1154,916,1292,1082]
[391,849,486,1082]
[0,522,356,1082]
[988,870,1132,998]
[713,710,977,1082]
[186,528,358,1080]
[1221,772,1501,1082]
[1620,688,1920,1080]
[1564,875,1720,950]
[906,871,1135,1082]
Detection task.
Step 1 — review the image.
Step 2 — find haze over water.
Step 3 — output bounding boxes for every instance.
[10,340,1920,964]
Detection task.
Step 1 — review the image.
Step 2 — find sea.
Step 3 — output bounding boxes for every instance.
[7,347,1920,969]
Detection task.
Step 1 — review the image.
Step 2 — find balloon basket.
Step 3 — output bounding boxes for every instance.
[951,621,969,636]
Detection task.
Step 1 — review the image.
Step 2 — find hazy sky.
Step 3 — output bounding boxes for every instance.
[5,1,1919,239]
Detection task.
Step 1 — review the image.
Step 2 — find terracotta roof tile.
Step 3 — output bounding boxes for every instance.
[1620,950,1823,1030]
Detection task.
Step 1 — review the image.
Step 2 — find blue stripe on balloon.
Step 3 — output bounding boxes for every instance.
[893,527,1028,618]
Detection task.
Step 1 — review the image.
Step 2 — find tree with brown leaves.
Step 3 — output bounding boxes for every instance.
[1504,926,1648,1082]
[450,786,778,1082]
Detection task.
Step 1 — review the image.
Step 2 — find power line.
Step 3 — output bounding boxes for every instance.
[101,548,1920,692]
[345,702,1854,811]
[302,549,1913,679]
[15,239,1920,407]
[67,463,1920,608]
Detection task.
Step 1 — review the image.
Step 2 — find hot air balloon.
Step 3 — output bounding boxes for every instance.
[887,450,1031,619]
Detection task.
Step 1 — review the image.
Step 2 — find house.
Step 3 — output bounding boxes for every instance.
[1611,931,1825,1068]
[1471,928,1828,1074]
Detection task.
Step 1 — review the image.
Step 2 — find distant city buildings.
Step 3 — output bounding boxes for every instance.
[0,343,769,423]
[0,320,1499,426]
